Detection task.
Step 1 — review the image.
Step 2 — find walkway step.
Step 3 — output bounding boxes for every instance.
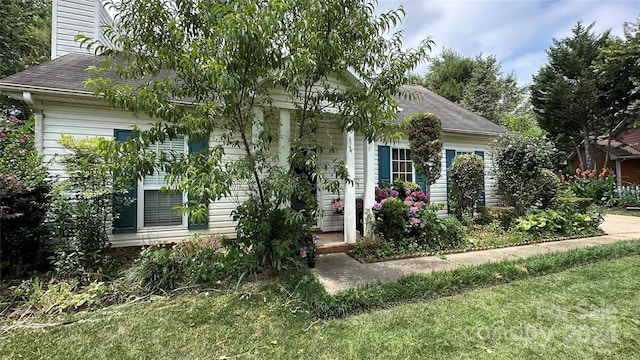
[317,243,354,254]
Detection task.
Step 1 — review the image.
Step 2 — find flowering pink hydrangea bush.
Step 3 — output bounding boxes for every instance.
[361,180,466,257]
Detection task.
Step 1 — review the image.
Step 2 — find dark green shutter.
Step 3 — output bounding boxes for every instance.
[475,151,486,207]
[188,138,209,230]
[113,129,137,234]
[416,172,427,195]
[446,149,456,213]
[378,145,391,186]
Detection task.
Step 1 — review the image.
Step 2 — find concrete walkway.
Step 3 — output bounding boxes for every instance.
[311,214,640,294]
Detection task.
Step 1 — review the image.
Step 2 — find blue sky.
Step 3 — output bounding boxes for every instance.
[376,0,640,85]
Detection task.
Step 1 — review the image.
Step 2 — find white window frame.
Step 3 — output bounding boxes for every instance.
[136,137,188,229]
[390,147,415,183]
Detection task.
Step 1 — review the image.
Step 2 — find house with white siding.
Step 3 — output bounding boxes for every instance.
[0,0,508,248]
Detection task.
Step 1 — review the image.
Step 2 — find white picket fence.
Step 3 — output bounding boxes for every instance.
[616,186,640,205]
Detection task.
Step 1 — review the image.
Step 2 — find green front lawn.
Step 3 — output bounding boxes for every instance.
[606,207,640,217]
[2,254,639,359]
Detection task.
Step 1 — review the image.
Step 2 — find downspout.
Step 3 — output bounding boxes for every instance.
[22,91,44,154]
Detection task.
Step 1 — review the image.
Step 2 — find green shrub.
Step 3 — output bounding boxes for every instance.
[515,205,600,237]
[491,134,559,215]
[374,198,410,243]
[434,216,467,250]
[536,169,561,208]
[449,153,484,219]
[566,168,616,206]
[134,234,227,293]
[233,198,311,272]
[135,245,185,293]
[48,135,133,275]
[477,206,516,228]
[352,237,394,259]
[0,115,51,277]
[554,197,592,214]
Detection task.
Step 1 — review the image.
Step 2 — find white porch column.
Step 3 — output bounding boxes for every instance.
[344,130,357,244]
[363,140,376,236]
[616,159,622,188]
[279,109,291,171]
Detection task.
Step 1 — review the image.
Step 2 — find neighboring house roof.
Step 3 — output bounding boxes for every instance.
[595,128,640,158]
[394,85,508,136]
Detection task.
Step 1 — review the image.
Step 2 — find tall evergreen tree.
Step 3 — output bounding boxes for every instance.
[420,50,523,124]
[593,17,640,164]
[531,22,612,170]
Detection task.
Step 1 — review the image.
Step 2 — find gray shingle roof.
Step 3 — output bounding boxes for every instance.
[394,85,508,136]
[1,55,507,137]
[0,53,103,92]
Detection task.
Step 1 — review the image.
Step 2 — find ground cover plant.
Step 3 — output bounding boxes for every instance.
[353,174,603,261]
[1,241,640,359]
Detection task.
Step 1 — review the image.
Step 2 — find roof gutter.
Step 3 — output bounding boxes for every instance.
[21,91,45,153]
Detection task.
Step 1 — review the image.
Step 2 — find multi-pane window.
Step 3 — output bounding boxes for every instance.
[141,138,185,227]
[392,148,413,182]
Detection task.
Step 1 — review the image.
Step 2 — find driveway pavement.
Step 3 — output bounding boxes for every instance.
[311,214,640,294]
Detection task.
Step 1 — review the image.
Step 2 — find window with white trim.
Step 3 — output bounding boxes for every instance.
[140,137,186,227]
[392,148,413,182]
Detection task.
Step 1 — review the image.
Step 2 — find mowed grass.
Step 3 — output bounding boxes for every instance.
[2,256,640,359]
[605,207,640,217]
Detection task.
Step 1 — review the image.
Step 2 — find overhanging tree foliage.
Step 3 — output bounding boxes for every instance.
[531,22,612,170]
[0,0,51,117]
[408,112,442,196]
[79,0,432,269]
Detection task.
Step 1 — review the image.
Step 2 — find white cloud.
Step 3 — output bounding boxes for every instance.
[377,0,640,85]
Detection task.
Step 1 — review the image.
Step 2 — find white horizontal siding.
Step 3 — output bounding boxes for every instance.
[53,0,112,59]
[42,103,247,246]
[372,132,499,217]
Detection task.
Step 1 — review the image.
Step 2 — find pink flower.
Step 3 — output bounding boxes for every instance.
[405,189,411,195]
[414,201,422,208]
[390,190,399,197]
[22,135,30,141]
[411,217,421,225]
[380,198,387,204]
[373,202,382,211]
[409,207,418,215]
[0,131,6,138]
[9,116,18,124]
[405,199,413,206]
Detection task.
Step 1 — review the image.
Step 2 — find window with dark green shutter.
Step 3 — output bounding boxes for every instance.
[142,137,185,227]
[113,129,137,234]
[188,137,209,230]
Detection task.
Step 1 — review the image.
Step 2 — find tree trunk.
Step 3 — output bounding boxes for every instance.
[576,145,585,171]
[582,126,594,170]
